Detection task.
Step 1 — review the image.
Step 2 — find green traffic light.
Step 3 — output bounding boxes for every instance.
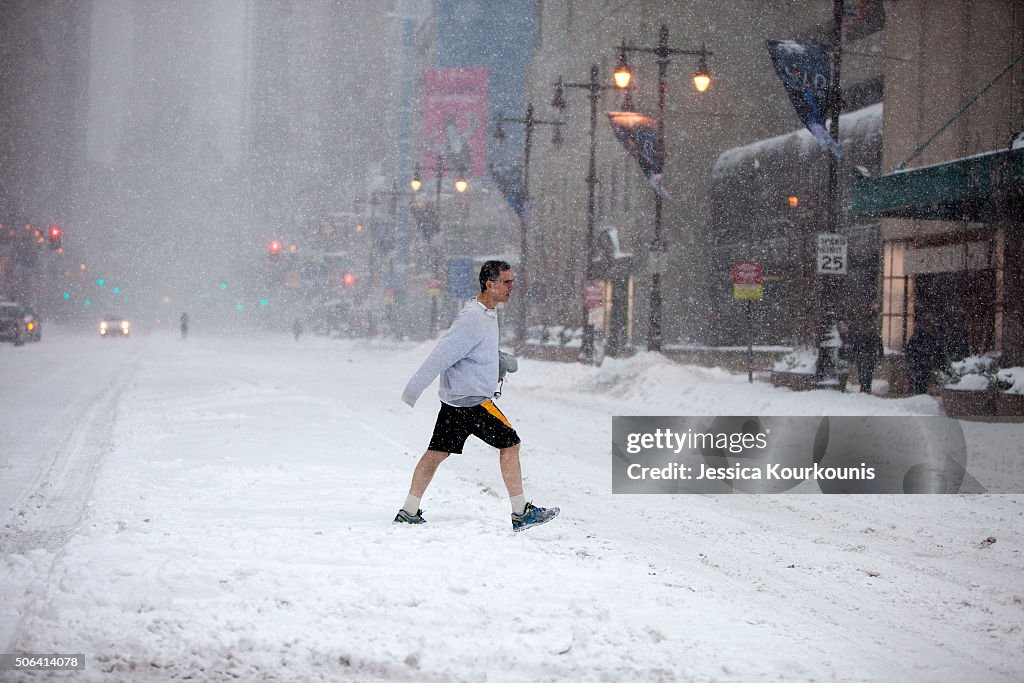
[113,287,120,294]
[97,279,105,286]
[260,299,268,306]
[220,282,228,290]
[63,292,70,299]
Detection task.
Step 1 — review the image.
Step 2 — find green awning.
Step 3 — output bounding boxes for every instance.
[850,146,1024,221]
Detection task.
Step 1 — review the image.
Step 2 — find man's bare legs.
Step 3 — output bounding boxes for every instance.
[499,443,524,498]
[407,449,449,503]
[403,444,525,513]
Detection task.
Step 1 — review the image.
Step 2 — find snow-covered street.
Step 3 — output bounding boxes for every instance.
[1,327,1023,681]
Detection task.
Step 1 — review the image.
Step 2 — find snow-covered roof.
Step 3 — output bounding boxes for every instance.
[713,103,883,179]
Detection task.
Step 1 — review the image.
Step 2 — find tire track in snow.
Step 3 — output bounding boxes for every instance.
[0,351,139,555]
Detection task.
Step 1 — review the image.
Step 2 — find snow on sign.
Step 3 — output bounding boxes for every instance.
[732,262,764,300]
[816,233,848,275]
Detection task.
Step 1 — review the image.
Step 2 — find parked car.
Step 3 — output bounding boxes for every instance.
[100,314,131,338]
[0,301,39,345]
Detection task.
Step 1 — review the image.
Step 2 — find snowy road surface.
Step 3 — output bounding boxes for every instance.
[1,327,1022,681]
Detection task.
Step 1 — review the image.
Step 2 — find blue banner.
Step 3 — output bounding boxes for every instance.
[607,111,668,198]
[489,161,528,223]
[766,40,843,160]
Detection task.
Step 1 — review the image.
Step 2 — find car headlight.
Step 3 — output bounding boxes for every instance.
[121,321,130,331]
[100,321,108,331]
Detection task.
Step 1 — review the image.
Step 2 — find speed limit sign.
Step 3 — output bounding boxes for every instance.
[817,234,847,275]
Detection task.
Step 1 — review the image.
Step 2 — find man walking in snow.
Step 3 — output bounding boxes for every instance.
[394,260,559,532]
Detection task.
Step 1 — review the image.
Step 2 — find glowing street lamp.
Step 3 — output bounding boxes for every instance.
[613,25,715,351]
[415,157,471,336]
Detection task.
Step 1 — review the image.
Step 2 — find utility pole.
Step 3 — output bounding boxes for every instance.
[816,0,845,381]
[493,103,564,352]
[551,64,617,362]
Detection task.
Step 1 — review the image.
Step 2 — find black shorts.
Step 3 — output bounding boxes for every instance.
[427,400,521,454]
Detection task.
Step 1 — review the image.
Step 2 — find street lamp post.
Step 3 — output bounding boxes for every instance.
[551,64,619,363]
[614,25,713,352]
[411,156,467,337]
[492,102,564,352]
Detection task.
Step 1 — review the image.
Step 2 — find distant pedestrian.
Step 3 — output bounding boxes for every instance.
[293,318,303,341]
[180,312,189,340]
[394,260,558,533]
[905,319,941,395]
[849,304,884,393]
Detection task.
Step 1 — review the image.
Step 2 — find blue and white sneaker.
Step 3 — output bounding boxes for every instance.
[511,502,559,532]
[393,508,426,525]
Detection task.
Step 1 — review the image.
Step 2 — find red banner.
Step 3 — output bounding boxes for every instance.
[422,68,488,179]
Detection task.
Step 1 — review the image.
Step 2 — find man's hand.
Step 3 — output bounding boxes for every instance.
[498,351,518,380]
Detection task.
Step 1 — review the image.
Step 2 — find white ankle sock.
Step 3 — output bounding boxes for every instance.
[403,494,421,514]
[510,494,527,516]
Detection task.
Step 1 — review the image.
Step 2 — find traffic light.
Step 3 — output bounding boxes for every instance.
[49,225,62,250]
[343,273,356,287]
[269,239,282,261]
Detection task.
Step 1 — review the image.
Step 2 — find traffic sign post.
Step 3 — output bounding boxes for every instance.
[815,233,847,389]
[731,261,764,301]
[816,233,847,275]
[583,282,605,310]
[732,262,763,383]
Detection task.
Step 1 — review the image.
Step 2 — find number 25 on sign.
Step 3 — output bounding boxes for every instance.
[816,234,847,275]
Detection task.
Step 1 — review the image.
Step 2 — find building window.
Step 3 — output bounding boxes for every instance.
[882,241,907,350]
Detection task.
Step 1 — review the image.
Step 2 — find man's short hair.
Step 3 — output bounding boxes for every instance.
[479,260,511,293]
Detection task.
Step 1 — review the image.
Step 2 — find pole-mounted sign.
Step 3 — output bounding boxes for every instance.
[816,234,848,275]
[732,261,764,300]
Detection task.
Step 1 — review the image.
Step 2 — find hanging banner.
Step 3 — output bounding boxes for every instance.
[766,40,843,160]
[489,163,529,224]
[422,68,489,179]
[410,200,441,248]
[607,111,668,198]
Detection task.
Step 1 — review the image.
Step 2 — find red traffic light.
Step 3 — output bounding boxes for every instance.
[342,273,356,287]
[48,225,62,250]
[268,239,282,258]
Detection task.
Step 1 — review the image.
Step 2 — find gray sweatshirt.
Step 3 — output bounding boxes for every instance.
[402,299,499,408]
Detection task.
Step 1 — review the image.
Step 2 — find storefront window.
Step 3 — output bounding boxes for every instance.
[882,242,908,350]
